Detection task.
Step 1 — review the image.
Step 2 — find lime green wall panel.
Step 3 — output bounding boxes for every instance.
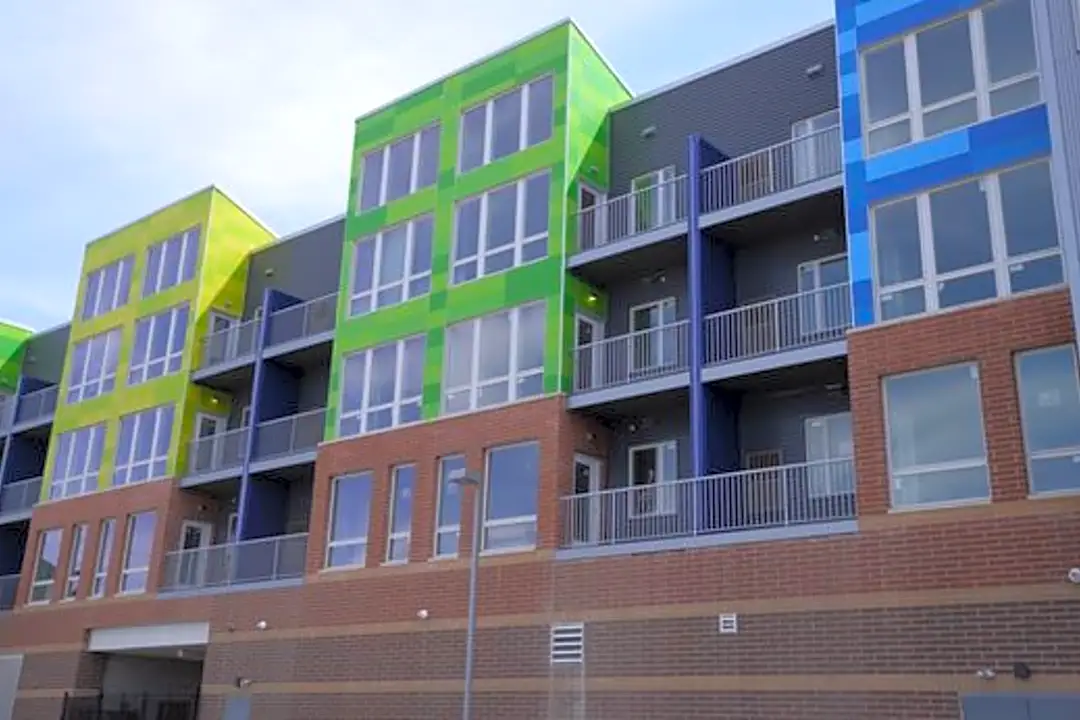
[0,321,31,392]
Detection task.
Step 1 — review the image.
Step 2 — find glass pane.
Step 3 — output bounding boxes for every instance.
[438,455,465,526]
[359,150,384,211]
[181,229,199,283]
[116,256,133,307]
[1017,347,1080,454]
[82,271,100,319]
[491,88,523,161]
[162,235,183,288]
[149,313,170,363]
[1000,162,1059,257]
[155,407,174,458]
[385,137,414,203]
[444,322,474,388]
[459,106,486,172]
[99,264,118,314]
[863,42,909,124]
[368,344,397,406]
[523,173,549,238]
[868,120,911,154]
[1009,255,1063,293]
[526,76,554,147]
[922,97,978,138]
[990,76,1041,116]
[390,466,415,533]
[454,198,481,261]
[170,305,189,354]
[486,184,517,250]
[983,0,1037,83]
[938,270,997,308]
[516,303,545,372]
[916,16,975,107]
[893,465,990,506]
[930,178,992,274]
[340,352,367,414]
[143,244,162,296]
[410,216,434,275]
[486,443,539,520]
[328,543,365,568]
[378,225,408,286]
[478,312,511,380]
[332,473,372,540]
[874,198,922,286]
[352,238,375,295]
[885,364,986,469]
[416,125,440,189]
[401,336,425,398]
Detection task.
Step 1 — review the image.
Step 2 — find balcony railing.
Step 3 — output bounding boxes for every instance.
[561,458,856,549]
[197,317,261,371]
[700,123,842,215]
[0,396,12,432]
[187,426,249,477]
[61,692,200,720]
[576,174,689,252]
[159,533,308,593]
[0,574,18,611]
[704,283,851,366]
[13,385,57,426]
[252,408,325,462]
[0,477,42,517]
[573,321,690,393]
[266,293,337,348]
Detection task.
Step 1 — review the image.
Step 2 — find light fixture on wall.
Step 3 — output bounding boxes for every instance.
[640,125,657,139]
[805,63,824,77]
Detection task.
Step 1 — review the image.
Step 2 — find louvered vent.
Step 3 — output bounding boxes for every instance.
[550,623,585,664]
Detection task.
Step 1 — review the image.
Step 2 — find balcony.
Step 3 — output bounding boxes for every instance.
[559,458,857,556]
[570,322,691,405]
[575,173,690,260]
[0,477,42,520]
[0,574,18,611]
[183,426,249,484]
[195,317,261,375]
[12,385,57,429]
[251,408,325,467]
[158,533,307,594]
[264,293,337,356]
[0,396,12,433]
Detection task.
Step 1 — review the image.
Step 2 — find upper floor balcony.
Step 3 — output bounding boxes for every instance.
[0,573,18,611]
[158,532,307,595]
[11,385,58,431]
[0,476,42,522]
[193,316,261,382]
[263,292,336,360]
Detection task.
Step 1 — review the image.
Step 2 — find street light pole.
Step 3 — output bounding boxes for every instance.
[452,470,484,720]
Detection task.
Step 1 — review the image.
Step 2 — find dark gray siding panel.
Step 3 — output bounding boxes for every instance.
[22,323,70,383]
[605,264,689,337]
[606,398,692,488]
[244,217,345,317]
[608,25,839,194]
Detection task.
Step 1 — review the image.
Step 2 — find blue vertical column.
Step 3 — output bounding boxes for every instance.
[235,289,273,543]
[687,134,707,480]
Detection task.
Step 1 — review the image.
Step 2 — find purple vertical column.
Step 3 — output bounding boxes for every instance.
[234,288,273,542]
[687,134,706,480]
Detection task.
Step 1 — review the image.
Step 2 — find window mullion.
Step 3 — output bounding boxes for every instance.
[361,350,374,433]
[916,194,938,312]
[519,83,530,153]
[514,179,526,264]
[392,340,406,425]
[983,174,1011,296]
[371,233,384,307]
[904,36,923,141]
[508,309,520,401]
[403,220,415,297]
[379,146,390,206]
[470,319,481,410]
[148,410,162,473]
[970,10,991,120]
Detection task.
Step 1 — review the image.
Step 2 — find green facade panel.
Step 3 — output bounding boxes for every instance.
[0,321,31,393]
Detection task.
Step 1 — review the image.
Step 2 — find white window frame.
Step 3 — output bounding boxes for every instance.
[860,0,1042,155]
[119,512,156,595]
[113,404,174,487]
[630,166,677,232]
[442,302,546,414]
[577,183,608,250]
[628,297,678,375]
[628,440,678,517]
[49,423,106,500]
[142,227,199,297]
[90,518,115,598]
[482,441,540,554]
[338,335,425,438]
[433,455,464,559]
[804,412,855,498]
[792,109,841,183]
[356,122,441,213]
[1015,345,1080,496]
[385,464,415,564]
[28,528,63,605]
[349,214,434,317]
[457,74,554,172]
[128,303,189,385]
[62,523,88,600]
[81,255,134,321]
[66,327,122,404]
[797,253,850,336]
[451,170,551,284]
[871,159,1063,322]
[324,472,373,569]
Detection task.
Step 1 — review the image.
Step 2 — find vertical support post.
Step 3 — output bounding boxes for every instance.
[461,477,483,720]
[687,134,707,482]
[235,289,273,543]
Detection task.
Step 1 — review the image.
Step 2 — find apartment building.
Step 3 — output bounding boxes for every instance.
[1,1,1079,718]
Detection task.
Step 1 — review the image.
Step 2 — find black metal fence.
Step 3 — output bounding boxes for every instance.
[60,692,200,720]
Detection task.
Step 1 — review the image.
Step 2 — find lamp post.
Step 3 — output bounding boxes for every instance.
[450,469,483,720]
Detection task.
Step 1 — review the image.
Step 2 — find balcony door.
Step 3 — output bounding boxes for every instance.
[805,412,854,498]
[629,298,677,377]
[193,413,227,473]
[207,311,238,365]
[629,441,678,518]
[797,254,849,337]
[631,167,676,234]
[578,185,606,249]
[569,455,603,545]
[574,315,604,391]
[792,109,840,184]
[177,520,213,588]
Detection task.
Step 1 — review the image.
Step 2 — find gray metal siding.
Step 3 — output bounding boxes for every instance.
[285,475,313,534]
[298,363,330,412]
[244,217,345,317]
[608,25,839,195]
[21,324,69,383]
[738,387,850,466]
[605,398,692,487]
[732,230,847,304]
[604,264,689,336]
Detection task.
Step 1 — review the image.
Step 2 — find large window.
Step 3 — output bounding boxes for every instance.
[82,255,134,320]
[861,0,1040,154]
[357,124,440,212]
[629,441,679,516]
[483,442,539,552]
[128,303,190,384]
[143,227,199,297]
[66,328,121,404]
[872,160,1062,322]
[884,363,990,508]
[434,454,464,558]
[349,214,433,316]
[50,423,106,500]
[120,512,156,594]
[29,528,63,604]
[338,335,425,437]
[1015,345,1080,495]
[113,404,175,487]
[91,518,115,598]
[386,464,415,563]
[452,171,550,284]
[63,523,88,600]
[325,472,373,568]
[443,302,545,413]
[459,76,554,172]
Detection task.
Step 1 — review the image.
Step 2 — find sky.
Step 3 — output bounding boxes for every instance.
[0,0,834,332]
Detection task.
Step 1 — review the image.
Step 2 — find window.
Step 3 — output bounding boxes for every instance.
[128,303,190,384]
[113,404,175,487]
[458,76,553,172]
[804,413,855,497]
[357,124,440,212]
[325,472,373,568]
[630,167,677,233]
[797,254,850,335]
[120,512,157,594]
[861,0,1041,154]
[386,464,415,563]
[142,227,199,297]
[82,255,134,320]
[349,214,433,316]
[629,298,679,374]
[338,335,425,437]
[884,363,990,508]
[443,302,545,413]
[451,171,550,284]
[629,441,678,516]
[91,518,115,598]
[29,528,62,604]
[1015,346,1080,495]
[483,441,539,552]
[63,524,88,600]
[66,328,121,404]
[434,454,464,557]
[873,160,1062,322]
[792,109,841,183]
[49,423,106,500]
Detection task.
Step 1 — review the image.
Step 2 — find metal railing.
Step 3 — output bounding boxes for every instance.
[61,692,200,720]
[266,293,337,348]
[0,574,18,611]
[187,426,249,476]
[0,476,42,517]
[704,283,851,366]
[576,174,689,251]
[561,457,856,548]
[12,385,57,426]
[252,408,325,462]
[197,317,260,370]
[159,533,308,593]
[573,321,690,393]
[700,124,841,215]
